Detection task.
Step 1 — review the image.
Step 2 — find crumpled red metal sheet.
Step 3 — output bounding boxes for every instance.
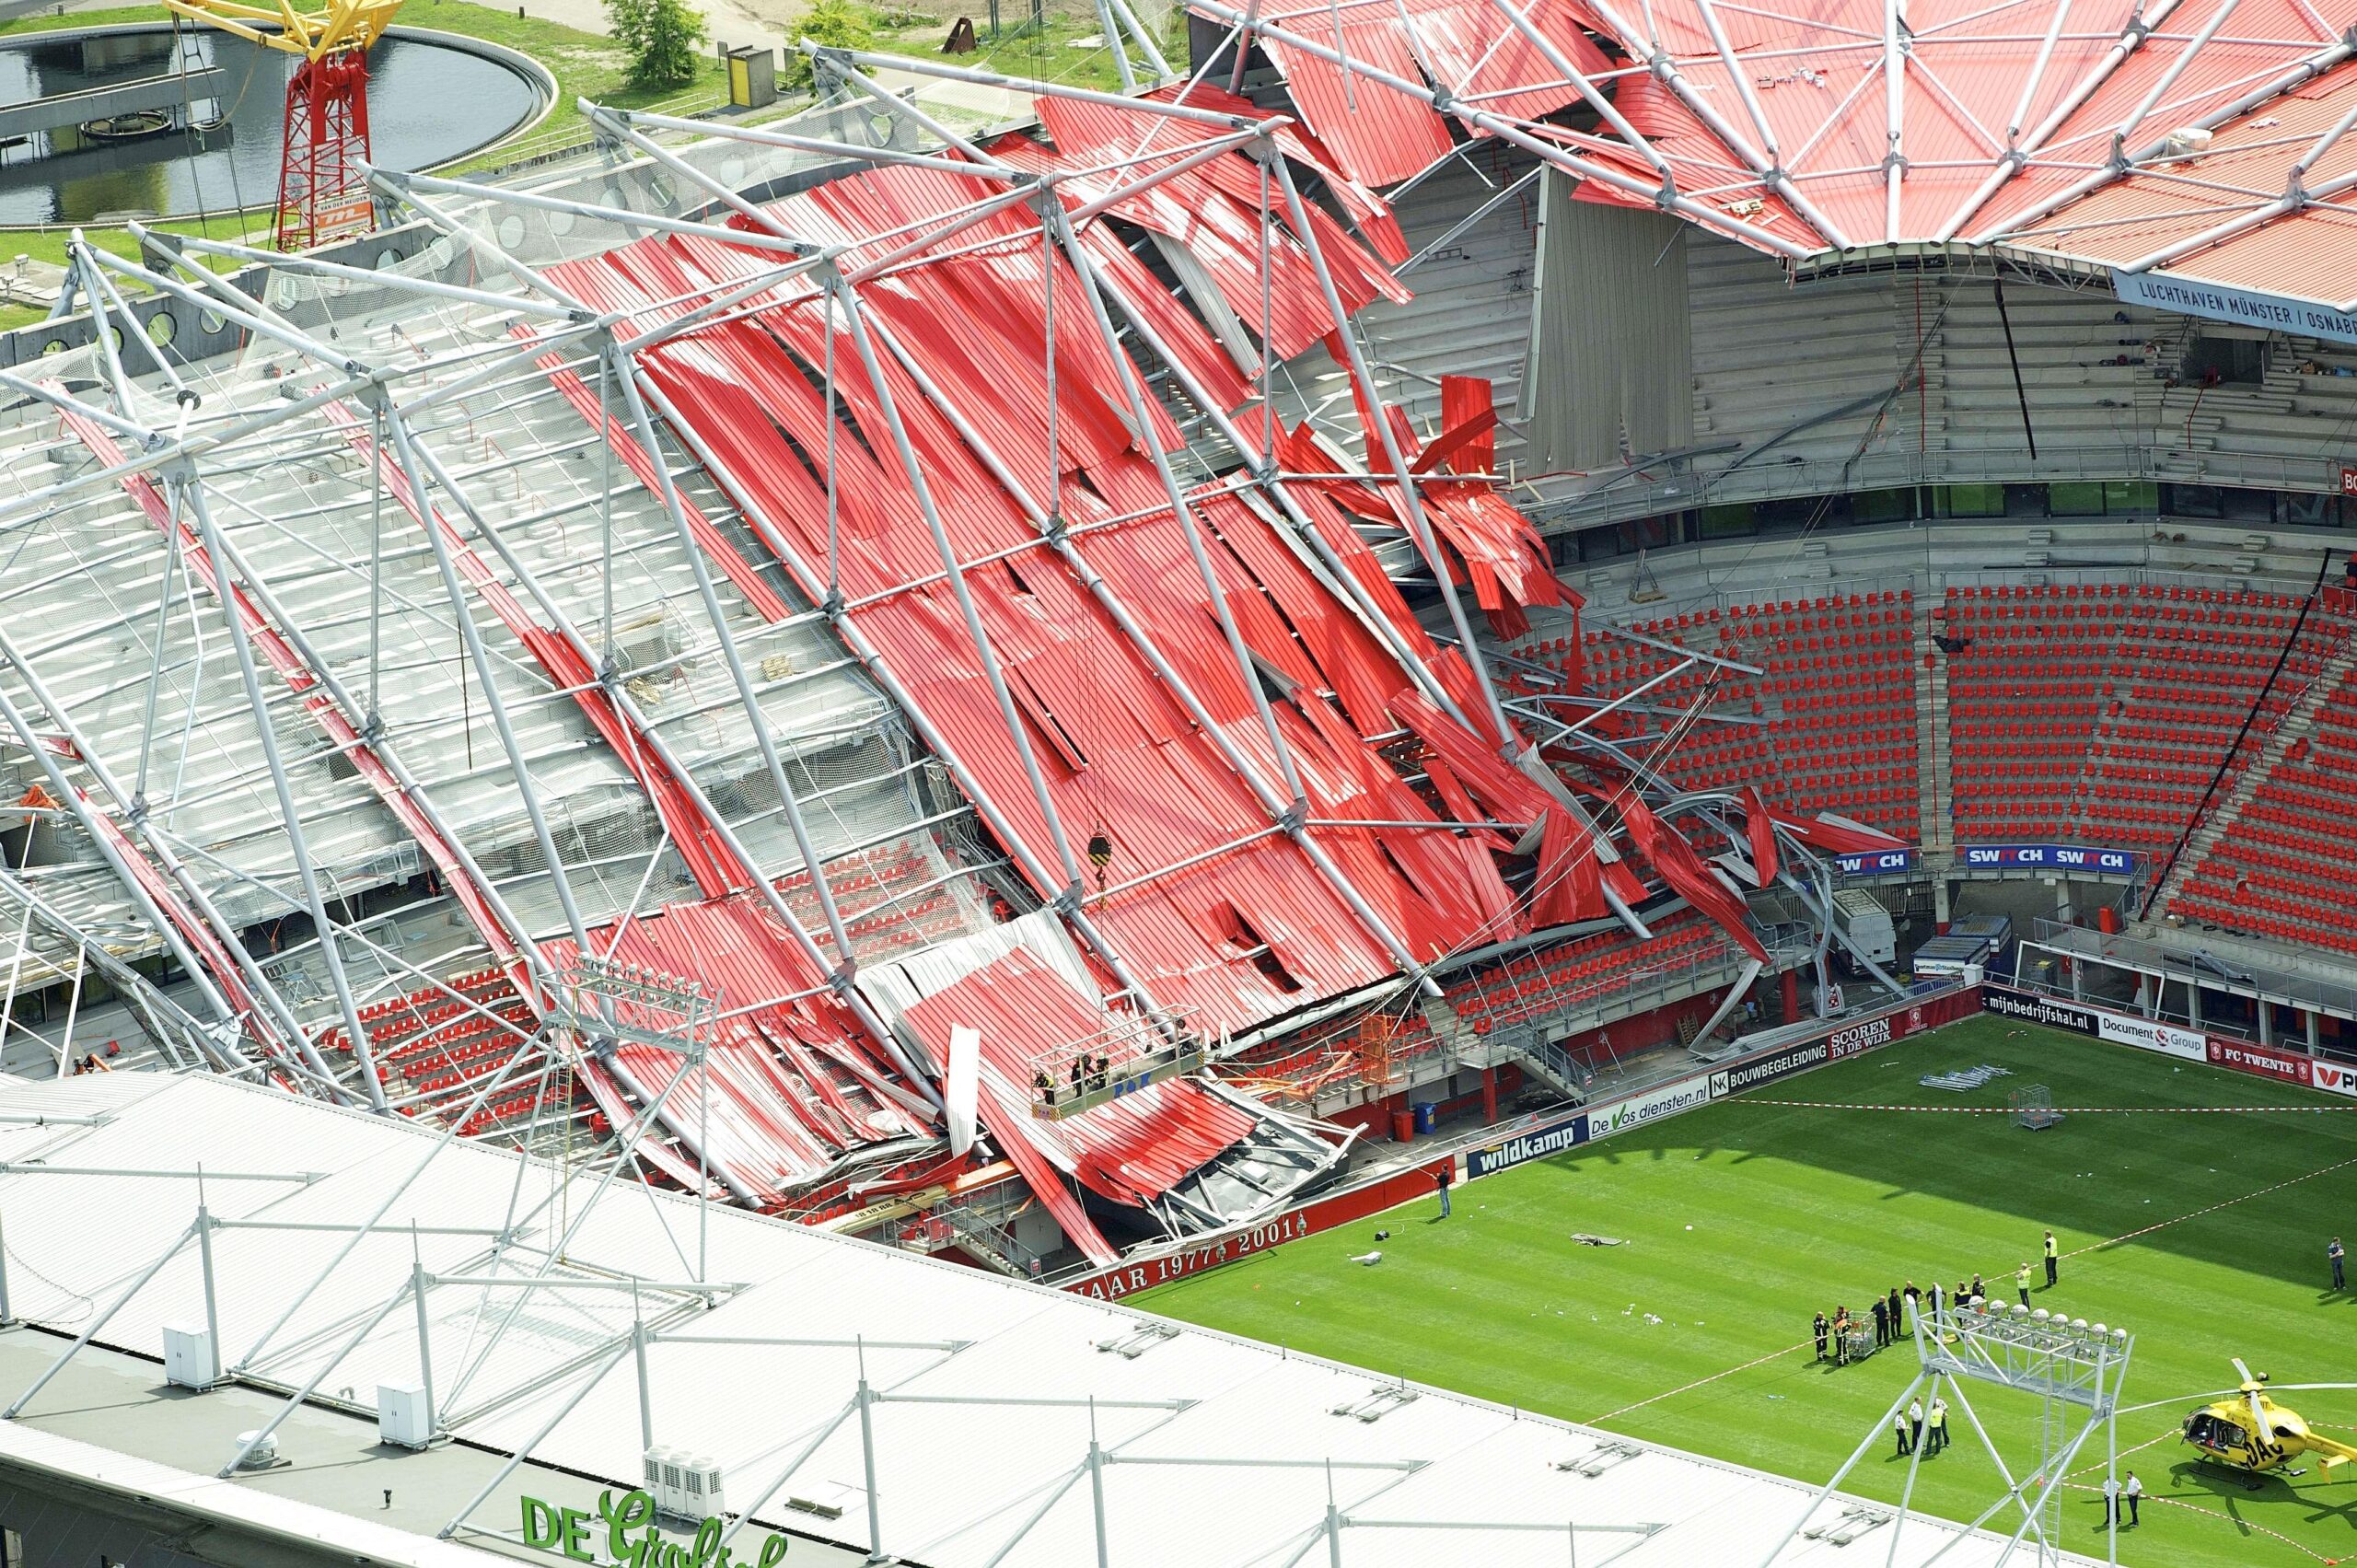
[1620,793,1769,961]
[1529,806,1609,928]
[1390,688,1554,823]
[545,899,934,1202]
[1401,0,1608,127]
[903,949,1256,1208]
[1742,784,1781,885]
[546,183,1576,1038]
[1764,802,1910,857]
[1140,79,1411,264]
[1260,10,1457,187]
[1252,0,1608,189]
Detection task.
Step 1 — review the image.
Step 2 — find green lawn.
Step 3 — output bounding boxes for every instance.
[1141,1016,2357,1568]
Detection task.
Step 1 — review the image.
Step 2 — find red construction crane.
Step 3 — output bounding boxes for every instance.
[164,0,405,251]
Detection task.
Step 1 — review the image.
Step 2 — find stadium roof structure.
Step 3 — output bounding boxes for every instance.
[1196,0,2357,319]
[0,1067,2097,1568]
[0,56,1905,1260]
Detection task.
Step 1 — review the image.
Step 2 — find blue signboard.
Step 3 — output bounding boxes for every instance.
[1957,844,2136,875]
[1833,848,1916,877]
[1467,1112,1588,1178]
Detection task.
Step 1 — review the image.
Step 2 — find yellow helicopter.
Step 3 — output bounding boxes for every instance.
[2179,1359,2357,1487]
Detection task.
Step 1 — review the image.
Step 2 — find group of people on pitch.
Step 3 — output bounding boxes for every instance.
[1816,1233,2068,1366]
[1893,1395,1948,1457]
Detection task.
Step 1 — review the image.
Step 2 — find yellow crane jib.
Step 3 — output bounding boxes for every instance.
[161,0,403,64]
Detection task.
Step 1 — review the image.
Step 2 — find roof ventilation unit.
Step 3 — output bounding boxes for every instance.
[2164,126,2213,157]
[232,1429,284,1470]
[677,1455,726,1520]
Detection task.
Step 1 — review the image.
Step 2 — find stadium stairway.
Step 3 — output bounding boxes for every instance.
[1914,590,1948,854]
[1422,993,1590,1101]
[2147,629,2357,919]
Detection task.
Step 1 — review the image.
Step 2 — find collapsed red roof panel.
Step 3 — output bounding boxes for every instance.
[540,122,1587,1043]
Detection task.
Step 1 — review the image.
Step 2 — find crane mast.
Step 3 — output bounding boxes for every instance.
[163,0,404,250]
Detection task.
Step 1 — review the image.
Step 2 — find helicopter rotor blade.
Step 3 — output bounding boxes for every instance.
[2233,1357,2257,1388]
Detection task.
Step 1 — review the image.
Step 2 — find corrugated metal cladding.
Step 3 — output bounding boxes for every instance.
[0,1480,215,1568]
[1236,0,2357,308]
[1326,143,1542,461]
[535,118,1590,1046]
[1524,172,1696,471]
[0,1072,2096,1568]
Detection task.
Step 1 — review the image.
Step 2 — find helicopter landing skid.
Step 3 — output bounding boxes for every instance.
[2189,1454,2267,1492]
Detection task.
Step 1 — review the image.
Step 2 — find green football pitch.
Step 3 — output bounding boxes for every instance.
[1140,1015,2357,1568]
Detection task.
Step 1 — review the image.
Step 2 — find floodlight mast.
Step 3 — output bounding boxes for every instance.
[1759,1299,2132,1568]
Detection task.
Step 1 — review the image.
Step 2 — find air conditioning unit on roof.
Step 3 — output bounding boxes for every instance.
[162,1322,215,1390]
[644,1447,726,1520]
[676,1454,726,1519]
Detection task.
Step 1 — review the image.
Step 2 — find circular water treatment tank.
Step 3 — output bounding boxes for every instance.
[0,25,548,227]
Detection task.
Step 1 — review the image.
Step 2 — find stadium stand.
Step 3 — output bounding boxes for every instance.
[1510,591,1919,836]
[2167,602,2357,952]
[1941,585,2344,855]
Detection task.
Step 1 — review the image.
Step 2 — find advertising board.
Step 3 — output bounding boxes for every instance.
[1958,844,2137,875]
[1710,1040,1828,1098]
[1063,1163,1446,1299]
[1587,1075,1715,1141]
[2096,1011,2207,1062]
[2310,1059,2357,1098]
[1981,985,2100,1036]
[1467,1112,1589,1178]
[2207,1037,2313,1086]
[1833,848,1916,877]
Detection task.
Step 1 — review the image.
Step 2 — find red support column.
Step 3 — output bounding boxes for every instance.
[1480,1064,1498,1124]
[1781,967,1800,1025]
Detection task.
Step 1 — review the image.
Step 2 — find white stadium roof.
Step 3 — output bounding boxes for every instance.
[0,1068,2096,1567]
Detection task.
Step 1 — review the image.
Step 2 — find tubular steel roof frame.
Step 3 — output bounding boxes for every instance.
[1211,0,2357,312]
[1,230,693,1115]
[1189,0,1825,257]
[0,48,1881,1261]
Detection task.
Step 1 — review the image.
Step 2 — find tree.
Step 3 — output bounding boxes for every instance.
[784,0,875,93]
[606,0,709,91]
